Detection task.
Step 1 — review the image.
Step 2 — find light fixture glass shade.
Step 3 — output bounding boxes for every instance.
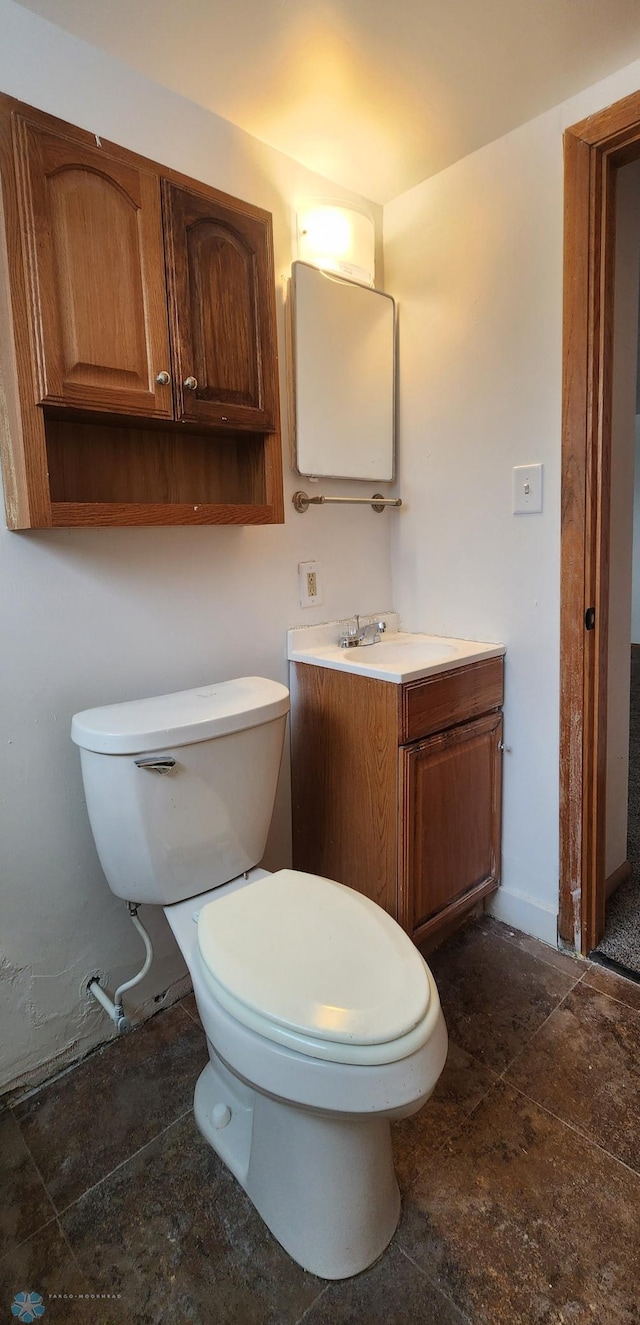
[296,202,375,287]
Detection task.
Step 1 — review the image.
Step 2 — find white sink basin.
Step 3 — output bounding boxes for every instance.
[361,639,457,666]
[287,620,505,684]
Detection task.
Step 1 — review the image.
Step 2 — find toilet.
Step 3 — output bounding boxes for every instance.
[71,676,448,1280]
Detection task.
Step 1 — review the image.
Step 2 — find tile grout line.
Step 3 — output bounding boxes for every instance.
[396,1245,473,1323]
[495,932,590,985]
[400,923,592,1199]
[52,1211,91,1284]
[400,960,635,1206]
[175,999,201,1029]
[580,973,640,1018]
[399,970,588,1207]
[0,1211,60,1262]
[433,940,586,1081]
[293,1283,331,1323]
[493,970,588,1086]
[5,1101,197,1276]
[498,958,640,1090]
[180,996,201,1025]
[13,1077,195,1222]
[503,1078,640,1183]
[486,922,589,979]
[400,1061,501,1204]
[484,916,640,1004]
[4,1112,62,1246]
[53,1107,194,1220]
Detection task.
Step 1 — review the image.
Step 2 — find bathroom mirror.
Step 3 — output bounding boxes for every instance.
[290,261,396,481]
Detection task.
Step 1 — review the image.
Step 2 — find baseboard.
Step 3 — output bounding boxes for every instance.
[605,859,631,900]
[485,886,558,945]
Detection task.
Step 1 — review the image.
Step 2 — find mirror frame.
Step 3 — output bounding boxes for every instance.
[289,261,397,482]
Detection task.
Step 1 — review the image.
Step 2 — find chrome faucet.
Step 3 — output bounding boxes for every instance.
[339,615,387,648]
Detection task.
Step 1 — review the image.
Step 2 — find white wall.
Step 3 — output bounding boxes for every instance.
[605,164,640,881]
[631,418,640,642]
[0,0,391,1093]
[384,53,640,944]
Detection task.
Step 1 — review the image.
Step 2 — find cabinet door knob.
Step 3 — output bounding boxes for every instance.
[156,370,171,385]
[184,375,198,391]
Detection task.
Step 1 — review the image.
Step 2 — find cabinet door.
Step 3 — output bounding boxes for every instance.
[399,712,502,942]
[162,181,278,431]
[13,116,172,418]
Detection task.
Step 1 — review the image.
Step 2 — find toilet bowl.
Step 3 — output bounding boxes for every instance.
[72,677,448,1279]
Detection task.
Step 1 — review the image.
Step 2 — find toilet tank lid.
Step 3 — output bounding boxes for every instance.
[71,677,290,754]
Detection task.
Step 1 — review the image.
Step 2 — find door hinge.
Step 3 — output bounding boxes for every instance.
[585,606,595,631]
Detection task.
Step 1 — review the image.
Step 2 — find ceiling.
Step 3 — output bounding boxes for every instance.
[15,0,640,202]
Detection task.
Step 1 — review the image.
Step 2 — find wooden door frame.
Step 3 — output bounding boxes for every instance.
[560,89,640,954]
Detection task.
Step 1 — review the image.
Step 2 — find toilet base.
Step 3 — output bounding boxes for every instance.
[194,1055,401,1280]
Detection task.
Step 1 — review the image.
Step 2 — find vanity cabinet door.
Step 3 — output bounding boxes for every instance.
[162,181,278,432]
[399,712,503,944]
[13,115,172,418]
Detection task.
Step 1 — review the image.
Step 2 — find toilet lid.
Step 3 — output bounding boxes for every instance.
[196,869,430,1046]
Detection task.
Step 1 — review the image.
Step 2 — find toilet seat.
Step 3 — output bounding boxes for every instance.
[196,868,434,1066]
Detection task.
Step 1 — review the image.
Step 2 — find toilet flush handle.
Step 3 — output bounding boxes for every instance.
[134,756,177,774]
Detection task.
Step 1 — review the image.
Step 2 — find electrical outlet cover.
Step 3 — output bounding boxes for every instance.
[298,560,323,608]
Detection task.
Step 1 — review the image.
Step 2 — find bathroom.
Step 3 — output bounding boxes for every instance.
[2,1,640,1320]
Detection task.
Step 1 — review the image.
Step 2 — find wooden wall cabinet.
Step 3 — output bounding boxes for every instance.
[0,95,283,528]
[290,656,503,949]
[162,182,277,433]
[14,116,172,421]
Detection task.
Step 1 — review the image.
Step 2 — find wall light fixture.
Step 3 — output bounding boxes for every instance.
[296,202,375,287]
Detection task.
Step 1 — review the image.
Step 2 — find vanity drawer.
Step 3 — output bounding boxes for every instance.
[400,656,504,744]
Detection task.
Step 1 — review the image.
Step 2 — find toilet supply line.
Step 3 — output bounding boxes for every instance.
[86,903,154,1033]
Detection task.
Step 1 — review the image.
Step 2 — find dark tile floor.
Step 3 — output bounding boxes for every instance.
[2,917,640,1324]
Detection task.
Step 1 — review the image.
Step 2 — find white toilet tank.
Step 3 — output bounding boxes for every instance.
[71,677,290,905]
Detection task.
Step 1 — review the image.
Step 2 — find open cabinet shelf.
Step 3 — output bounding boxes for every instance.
[44,417,277,525]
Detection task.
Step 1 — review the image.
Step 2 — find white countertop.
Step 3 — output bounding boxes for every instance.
[287,615,505,684]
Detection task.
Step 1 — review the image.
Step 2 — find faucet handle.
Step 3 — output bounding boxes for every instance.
[339,614,386,648]
[339,615,360,648]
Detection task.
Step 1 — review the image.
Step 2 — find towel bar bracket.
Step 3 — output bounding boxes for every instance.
[292,490,402,514]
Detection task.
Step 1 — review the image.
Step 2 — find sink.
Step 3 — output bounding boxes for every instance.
[361,639,457,666]
[287,619,505,684]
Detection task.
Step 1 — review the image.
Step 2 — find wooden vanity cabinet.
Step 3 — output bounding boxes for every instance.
[290,656,503,949]
[0,95,283,528]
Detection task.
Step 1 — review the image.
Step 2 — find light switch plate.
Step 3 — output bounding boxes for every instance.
[512,463,543,514]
